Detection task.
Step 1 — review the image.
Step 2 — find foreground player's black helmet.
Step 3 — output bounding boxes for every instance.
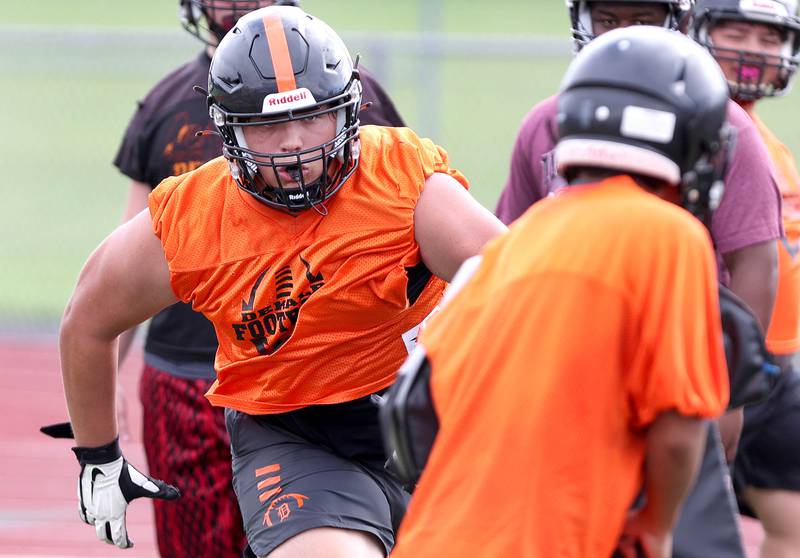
[556,26,734,223]
[566,0,691,50]
[179,0,300,45]
[688,0,800,100]
[208,6,362,213]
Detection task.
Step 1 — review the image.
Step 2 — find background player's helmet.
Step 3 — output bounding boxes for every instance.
[555,26,734,222]
[566,0,691,50]
[179,0,300,45]
[688,0,800,100]
[208,6,362,213]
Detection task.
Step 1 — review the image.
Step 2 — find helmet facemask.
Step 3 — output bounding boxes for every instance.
[680,123,736,225]
[211,77,362,214]
[566,0,690,51]
[208,6,361,213]
[179,1,299,45]
[693,12,800,100]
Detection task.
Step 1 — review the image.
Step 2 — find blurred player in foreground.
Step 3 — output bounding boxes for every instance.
[494,1,783,555]
[389,26,731,558]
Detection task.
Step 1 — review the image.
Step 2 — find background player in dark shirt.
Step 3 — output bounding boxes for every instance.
[113,1,406,556]
[687,1,800,555]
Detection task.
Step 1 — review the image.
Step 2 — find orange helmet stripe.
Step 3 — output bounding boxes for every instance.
[263,13,297,92]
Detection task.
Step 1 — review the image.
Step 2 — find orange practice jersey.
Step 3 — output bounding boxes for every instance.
[748,112,800,354]
[149,126,468,414]
[391,176,729,558]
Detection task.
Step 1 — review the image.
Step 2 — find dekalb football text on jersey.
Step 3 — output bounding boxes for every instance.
[231,256,325,356]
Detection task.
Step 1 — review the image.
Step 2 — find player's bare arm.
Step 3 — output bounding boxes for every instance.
[641,413,709,531]
[60,209,177,447]
[414,172,507,282]
[719,240,777,460]
[620,412,709,558]
[117,180,151,363]
[723,239,778,330]
[122,181,152,222]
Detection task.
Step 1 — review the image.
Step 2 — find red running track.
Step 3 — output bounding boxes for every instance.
[0,335,158,557]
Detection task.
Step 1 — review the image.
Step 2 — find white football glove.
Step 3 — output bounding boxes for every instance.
[73,438,180,548]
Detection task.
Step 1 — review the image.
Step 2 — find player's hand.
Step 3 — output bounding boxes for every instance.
[73,437,180,548]
[615,509,672,558]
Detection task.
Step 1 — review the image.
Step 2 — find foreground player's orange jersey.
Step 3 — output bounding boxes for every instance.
[391,176,729,558]
[748,112,800,355]
[148,126,468,414]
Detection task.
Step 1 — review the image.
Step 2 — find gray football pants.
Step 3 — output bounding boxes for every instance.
[672,423,746,558]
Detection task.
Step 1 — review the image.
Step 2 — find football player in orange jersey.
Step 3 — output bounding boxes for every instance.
[388,26,732,558]
[689,1,800,556]
[58,5,505,556]
[109,1,407,556]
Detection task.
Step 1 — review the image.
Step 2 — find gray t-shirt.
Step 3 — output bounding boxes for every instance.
[494,94,783,282]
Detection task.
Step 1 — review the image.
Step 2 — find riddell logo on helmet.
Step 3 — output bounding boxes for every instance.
[269,90,306,106]
[262,88,317,114]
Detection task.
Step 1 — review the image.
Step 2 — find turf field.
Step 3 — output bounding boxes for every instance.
[2,1,799,322]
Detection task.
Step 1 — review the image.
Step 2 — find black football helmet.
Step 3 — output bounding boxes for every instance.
[555,26,735,223]
[688,0,800,100]
[567,0,691,50]
[208,6,362,213]
[179,0,300,45]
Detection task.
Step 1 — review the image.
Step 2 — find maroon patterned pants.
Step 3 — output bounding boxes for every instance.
[140,365,246,558]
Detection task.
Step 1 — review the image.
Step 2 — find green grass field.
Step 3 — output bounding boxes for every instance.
[7,1,570,34]
[2,1,799,321]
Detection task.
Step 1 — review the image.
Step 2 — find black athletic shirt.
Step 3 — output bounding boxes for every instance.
[114,50,406,379]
